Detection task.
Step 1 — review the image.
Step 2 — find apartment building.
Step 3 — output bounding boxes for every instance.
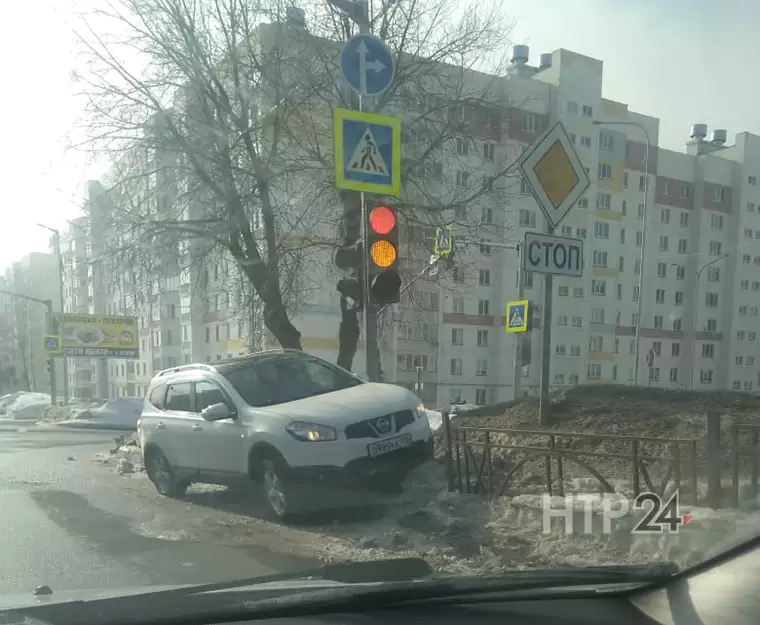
[1,253,62,395]
[60,23,760,406]
[430,46,760,407]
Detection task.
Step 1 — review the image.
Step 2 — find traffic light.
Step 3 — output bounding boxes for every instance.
[367,203,401,305]
[335,199,364,312]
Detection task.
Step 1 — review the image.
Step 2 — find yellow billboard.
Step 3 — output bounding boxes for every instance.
[51,313,139,359]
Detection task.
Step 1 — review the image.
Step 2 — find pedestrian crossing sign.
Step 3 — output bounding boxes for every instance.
[42,334,62,354]
[506,300,529,334]
[334,108,401,196]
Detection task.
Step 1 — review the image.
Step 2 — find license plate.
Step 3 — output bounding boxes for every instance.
[368,433,413,458]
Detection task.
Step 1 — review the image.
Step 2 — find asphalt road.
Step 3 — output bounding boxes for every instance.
[0,427,320,598]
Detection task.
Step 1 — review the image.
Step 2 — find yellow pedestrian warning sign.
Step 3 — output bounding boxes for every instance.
[506,300,529,333]
[347,128,388,175]
[334,108,401,196]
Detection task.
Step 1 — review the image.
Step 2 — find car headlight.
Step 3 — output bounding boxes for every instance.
[285,421,337,442]
[414,402,426,419]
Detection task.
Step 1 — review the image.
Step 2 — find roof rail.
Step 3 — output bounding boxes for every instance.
[155,363,216,377]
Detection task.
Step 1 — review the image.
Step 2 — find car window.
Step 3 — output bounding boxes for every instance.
[148,384,166,409]
[222,355,361,407]
[194,380,231,412]
[164,382,192,412]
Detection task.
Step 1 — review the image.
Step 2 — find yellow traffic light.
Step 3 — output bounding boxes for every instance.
[370,240,397,268]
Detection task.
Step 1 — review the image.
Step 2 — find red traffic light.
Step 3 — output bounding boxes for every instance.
[369,205,396,235]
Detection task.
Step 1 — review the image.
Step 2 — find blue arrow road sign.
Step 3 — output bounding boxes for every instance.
[340,34,395,97]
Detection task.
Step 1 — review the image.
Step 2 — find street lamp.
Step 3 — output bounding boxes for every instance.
[592,120,651,386]
[690,252,729,389]
[37,223,69,405]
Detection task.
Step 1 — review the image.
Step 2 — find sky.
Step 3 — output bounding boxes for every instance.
[1,0,758,271]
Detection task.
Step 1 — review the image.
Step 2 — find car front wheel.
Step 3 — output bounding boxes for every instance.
[260,457,294,520]
[146,449,188,498]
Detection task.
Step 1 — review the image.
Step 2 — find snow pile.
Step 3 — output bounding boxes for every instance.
[3,393,52,420]
[306,462,760,574]
[425,410,442,432]
[49,397,142,430]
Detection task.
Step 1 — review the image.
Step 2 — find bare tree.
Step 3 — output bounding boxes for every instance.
[71,0,521,369]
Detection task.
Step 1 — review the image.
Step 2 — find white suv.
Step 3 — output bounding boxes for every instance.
[138,349,433,519]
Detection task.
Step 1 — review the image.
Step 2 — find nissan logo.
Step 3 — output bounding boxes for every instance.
[374,417,391,434]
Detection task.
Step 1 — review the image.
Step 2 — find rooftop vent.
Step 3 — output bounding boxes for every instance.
[511,45,529,65]
[711,129,727,145]
[539,53,552,69]
[286,6,306,28]
[690,123,707,141]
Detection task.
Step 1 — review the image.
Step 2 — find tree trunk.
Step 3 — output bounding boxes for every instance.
[263,299,302,350]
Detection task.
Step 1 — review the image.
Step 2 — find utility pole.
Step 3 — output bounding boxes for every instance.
[38,223,69,404]
[0,289,56,405]
[328,0,383,381]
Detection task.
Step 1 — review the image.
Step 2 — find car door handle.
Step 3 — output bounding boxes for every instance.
[191,425,202,432]
[156,422,165,430]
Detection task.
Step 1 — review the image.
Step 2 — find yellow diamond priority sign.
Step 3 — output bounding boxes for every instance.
[519,122,590,228]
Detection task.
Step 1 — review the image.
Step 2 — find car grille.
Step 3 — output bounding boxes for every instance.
[345,409,415,439]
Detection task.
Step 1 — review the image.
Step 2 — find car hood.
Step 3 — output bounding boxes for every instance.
[259,382,422,427]
[0,579,356,611]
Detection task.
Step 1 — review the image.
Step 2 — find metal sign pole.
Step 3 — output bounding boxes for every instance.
[539,224,554,426]
[512,247,524,400]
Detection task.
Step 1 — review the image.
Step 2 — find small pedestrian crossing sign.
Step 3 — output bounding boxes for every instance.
[347,128,388,175]
[434,225,453,256]
[334,108,401,196]
[42,334,62,354]
[506,300,529,334]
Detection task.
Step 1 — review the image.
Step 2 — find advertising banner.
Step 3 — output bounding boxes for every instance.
[52,313,139,358]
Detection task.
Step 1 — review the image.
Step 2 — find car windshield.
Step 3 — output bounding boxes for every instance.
[221,355,362,407]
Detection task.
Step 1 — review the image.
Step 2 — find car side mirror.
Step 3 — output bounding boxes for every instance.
[201,402,233,421]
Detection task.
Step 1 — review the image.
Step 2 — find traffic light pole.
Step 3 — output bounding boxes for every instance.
[0,289,57,405]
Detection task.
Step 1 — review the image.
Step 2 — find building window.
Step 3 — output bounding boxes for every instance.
[654,315,663,329]
[661,208,670,224]
[670,368,679,382]
[478,269,491,285]
[598,163,612,180]
[680,212,689,227]
[711,214,724,229]
[700,370,713,384]
[714,187,725,203]
[592,250,608,267]
[519,209,536,227]
[594,221,610,239]
[582,104,593,117]
[453,297,465,313]
[483,143,495,161]
[475,359,488,376]
[672,343,680,356]
[581,136,591,148]
[596,192,611,209]
[455,137,469,155]
[477,329,488,346]
[475,389,486,405]
[599,132,613,151]
[587,363,602,379]
[657,262,667,277]
[589,335,603,351]
[656,289,665,304]
[523,114,537,132]
[451,328,463,345]
[659,235,669,251]
[450,358,463,375]
[477,299,490,315]
[591,279,606,296]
